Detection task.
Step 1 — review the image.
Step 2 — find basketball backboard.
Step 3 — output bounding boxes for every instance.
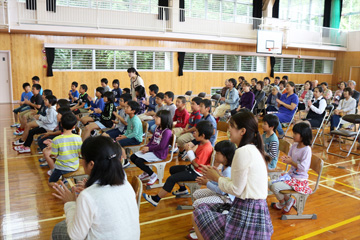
[257,30,283,55]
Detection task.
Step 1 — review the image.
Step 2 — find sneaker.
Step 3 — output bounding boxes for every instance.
[172,189,189,196]
[40,162,49,167]
[181,151,188,160]
[170,146,178,153]
[18,147,31,153]
[178,151,187,159]
[13,139,24,146]
[123,159,131,168]
[14,145,24,151]
[47,169,54,176]
[138,172,150,181]
[90,130,99,137]
[38,150,43,154]
[146,173,158,186]
[142,194,158,207]
[283,198,296,213]
[187,232,198,240]
[11,123,20,128]
[271,202,285,210]
[38,158,46,163]
[13,130,24,136]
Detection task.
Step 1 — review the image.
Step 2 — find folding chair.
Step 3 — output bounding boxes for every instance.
[284,107,298,138]
[176,150,216,210]
[326,114,360,158]
[275,154,324,220]
[185,91,192,108]
[250,100,257,113]
[198,92,206,98]
[268,139,291,182]
[130,176,143,210]
[311,104,334,147]
[211,94,221,108]
[145,134,177,189]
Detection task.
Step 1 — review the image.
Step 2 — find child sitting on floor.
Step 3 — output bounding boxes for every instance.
[143,120,213,207]
[68,81,79,106]
[173,96,189,129]
[131,110,173,186]
[112,79,122,107]
[46,113,82,187]
[81,92,115,140]
[12,82,33,128]
[269,122,313,214]
[71,84,91,115]
[262,114,280,170]
[13,95,58,153]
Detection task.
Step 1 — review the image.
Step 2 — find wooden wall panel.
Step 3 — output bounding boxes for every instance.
[0,32,339,101]
[333,51,360,87]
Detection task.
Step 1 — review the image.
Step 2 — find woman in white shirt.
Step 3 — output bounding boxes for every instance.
[305,86,327,128]
[127,67,145,100]
[51,136,140,240]
[330,87,357,131]
[192,111,273,240]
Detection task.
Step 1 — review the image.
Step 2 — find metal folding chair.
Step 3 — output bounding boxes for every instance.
[198,92,206,98]
[326,114,360,158]
[284,107,298,138]
[211,94,221,108]
[311,104,334,147]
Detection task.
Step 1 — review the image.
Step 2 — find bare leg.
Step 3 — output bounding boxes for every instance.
[20,121,39,141]
[43,147,55,170]
[80,116,94,125]
[192,214,204,240]
[82,122,100,141]
[14,112,18,123]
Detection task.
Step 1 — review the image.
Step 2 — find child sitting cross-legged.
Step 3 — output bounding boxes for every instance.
[130,110,173,186]
[262,114,280,170]
[47,112,82,188]
[143,120,214,207]
[269,122,313,214]
[13,95,58,153]
[81,91,115,140]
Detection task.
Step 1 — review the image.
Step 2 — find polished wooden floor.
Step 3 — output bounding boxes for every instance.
[1,103,360,240]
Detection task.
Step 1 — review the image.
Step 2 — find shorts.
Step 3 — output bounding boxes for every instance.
[94,121,106,129]
[13,105,31,114]
[49,168,73,183]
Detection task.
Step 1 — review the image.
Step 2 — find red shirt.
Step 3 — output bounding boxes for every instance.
[194,141,213,172]
[173,108,190,128]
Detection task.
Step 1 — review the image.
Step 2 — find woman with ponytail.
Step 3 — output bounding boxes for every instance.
[51,136,140,240]
[192,111,273,240]
[127,67,145,100]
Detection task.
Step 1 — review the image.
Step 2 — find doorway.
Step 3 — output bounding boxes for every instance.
[350,66,360,86]
[0,51,12,103]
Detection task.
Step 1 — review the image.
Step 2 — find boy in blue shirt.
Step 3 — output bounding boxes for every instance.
[68,81,79,106]
[143,84,158,113]
[262,114,280,169]
[112,79,122,107]
[12,82,33,127]
[32,76,43,95]
[80,87,105,125]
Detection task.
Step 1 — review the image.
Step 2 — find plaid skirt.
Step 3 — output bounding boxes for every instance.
[194,198,273,240]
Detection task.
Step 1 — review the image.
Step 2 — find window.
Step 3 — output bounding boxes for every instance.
[53,0,158,14]
[274,57,333,74]
[183,53,265,72]
[53,48,172,71]
[185,0,253,22]
[279,0,325,28]
[340,0,360,31]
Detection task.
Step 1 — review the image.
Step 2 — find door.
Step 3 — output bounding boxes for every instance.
[0,52,11,103]
[350,67,360,87]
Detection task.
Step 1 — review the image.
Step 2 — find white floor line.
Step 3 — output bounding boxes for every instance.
[140,195,175,205]
[319,183,360,201]
[332,173,359,180]
[140,212,192,226]
[4,127,13,240]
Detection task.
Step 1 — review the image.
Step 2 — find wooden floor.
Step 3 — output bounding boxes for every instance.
[1,103,360,240]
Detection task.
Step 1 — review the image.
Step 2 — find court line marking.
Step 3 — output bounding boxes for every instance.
[293,215,360,240]
[319,183,360,200]
[308,172,360,191]
[4,127,13,240]
[6,154,42,160]
[140,212,192,226]
[37,215,66,223]
[332,172,359,180]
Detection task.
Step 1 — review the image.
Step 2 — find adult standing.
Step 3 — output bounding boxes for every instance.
[127,67,145,100]
[192,111,273,240]
[51,136,140,240]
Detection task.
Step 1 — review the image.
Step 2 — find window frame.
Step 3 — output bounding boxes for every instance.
[273,57,333,74]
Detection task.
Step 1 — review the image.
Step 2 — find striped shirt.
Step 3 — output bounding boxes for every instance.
[51,134,82,171]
